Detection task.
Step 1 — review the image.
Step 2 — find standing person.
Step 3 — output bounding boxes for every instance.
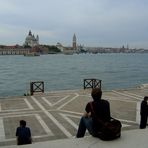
[76,88,111,138]
[140,96,148,129]
[16,120,32,145]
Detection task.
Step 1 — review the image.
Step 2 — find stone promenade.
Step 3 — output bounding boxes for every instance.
[0,86,147,147]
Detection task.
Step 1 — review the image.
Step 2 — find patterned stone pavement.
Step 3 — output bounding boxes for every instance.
[0,87,147,146]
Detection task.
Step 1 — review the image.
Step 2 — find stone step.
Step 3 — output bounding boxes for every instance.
[4,128,148,148]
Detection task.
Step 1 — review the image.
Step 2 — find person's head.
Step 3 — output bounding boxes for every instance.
[144,96,148,101]
[20,120,26,127]
[91,88,102,101]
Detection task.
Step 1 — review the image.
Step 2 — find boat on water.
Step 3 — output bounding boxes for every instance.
[24,52,40,56]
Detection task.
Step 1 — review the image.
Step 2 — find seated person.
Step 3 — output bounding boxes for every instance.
[16,120,32,145]
[76,88,111,138]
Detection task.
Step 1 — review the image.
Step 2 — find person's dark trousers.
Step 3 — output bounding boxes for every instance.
[140,115,147,129]
[76,116,96,138]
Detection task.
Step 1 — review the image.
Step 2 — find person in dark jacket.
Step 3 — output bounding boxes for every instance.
[140,96,148,129]
[76,88,111,138]
[16,120,32,145]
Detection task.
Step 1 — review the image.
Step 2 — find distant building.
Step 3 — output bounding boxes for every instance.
[56,42,64,52]
[24,30,39,47]
[72,33,77,50]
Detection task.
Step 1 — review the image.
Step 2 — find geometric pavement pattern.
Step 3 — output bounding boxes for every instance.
[0,87,147,146]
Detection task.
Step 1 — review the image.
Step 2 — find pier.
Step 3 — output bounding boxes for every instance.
[0,86,147,146]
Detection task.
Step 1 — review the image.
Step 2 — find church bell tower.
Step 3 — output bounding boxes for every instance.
[72,34,77,50]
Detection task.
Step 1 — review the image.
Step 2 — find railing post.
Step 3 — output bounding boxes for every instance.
[92,79,95,88]
[42,81,44,93]
[84,79,86,89]
[30,82,33,95]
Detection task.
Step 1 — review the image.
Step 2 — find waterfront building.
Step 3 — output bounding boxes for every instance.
[56,42,64,52]
[0,48,30,55]
[24,30,39,47]
[72,34,77,50]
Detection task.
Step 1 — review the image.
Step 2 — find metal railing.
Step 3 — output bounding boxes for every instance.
[84,79,102,89]
[30,81,44,95]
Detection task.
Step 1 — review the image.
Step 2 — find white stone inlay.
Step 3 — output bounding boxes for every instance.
[60,113,78,129]
[52,95,69,106]
[31,96,72,137]
[112,90,142,101]
[24,98,34,109]
[42,95,69,107]
[136,102,141,124]
[35,114,54,136]
[57,93,79,110]
[42,97,52,106]
[0,118,5,140]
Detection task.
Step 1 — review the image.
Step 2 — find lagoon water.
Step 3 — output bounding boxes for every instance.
[0,53,148,97]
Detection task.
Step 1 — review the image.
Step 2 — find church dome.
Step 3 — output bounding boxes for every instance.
[26,35,33,40]
[24,30,39,47]
[25,31,33,40]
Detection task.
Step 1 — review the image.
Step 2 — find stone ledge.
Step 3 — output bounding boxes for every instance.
[4,128,148,148]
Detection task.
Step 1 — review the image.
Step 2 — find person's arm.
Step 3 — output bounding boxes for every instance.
[108,101,111,119]
[84,102,92,117]
[28,128,32,143]
[83,111,91,118]
[16,128,19,145]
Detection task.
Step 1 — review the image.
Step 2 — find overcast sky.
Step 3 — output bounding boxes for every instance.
[0,0,148,48]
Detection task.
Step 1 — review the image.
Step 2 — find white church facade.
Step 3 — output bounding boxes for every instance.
[24,30,39,47]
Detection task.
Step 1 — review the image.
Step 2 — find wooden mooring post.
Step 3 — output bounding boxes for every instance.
[84,79,102,89]
[30,81,44,95]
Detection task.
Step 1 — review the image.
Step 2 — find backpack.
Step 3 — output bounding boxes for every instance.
[97,118,121,140]
[90,102,122,140]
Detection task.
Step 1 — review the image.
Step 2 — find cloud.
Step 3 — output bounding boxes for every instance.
[0,0,148,48]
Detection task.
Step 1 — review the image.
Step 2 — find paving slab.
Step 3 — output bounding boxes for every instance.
[0,87,147,146]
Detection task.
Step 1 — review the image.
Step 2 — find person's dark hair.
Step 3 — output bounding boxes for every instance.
[91,88,102,101]
[144,96,148,101]
[20,120,26,127]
